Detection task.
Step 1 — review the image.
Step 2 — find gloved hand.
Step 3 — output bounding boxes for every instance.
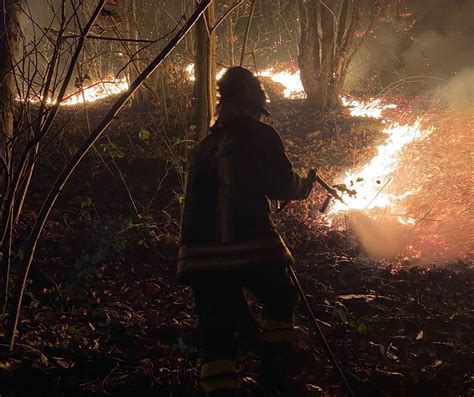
[307,169,317,183]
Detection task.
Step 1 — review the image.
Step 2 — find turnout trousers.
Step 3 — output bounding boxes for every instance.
[192,264,299,395]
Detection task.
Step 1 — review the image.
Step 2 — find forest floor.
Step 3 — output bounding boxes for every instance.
[0,98,473,397]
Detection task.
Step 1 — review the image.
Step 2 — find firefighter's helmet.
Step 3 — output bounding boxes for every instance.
[218,67,269,116]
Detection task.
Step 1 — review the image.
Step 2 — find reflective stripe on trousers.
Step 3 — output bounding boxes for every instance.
[200,359,240,393]
[261,318,295,343]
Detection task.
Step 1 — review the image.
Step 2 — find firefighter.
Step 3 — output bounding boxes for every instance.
[178,67,316,396]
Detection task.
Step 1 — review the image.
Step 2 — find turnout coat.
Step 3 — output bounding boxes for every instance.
[178,115,312,283]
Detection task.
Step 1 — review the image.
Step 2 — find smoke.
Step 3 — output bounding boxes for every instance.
[348,202,473,265]
[347,211,400,260]
[437,68,474,108]
[345,22,405,92]
[345,0,474,96]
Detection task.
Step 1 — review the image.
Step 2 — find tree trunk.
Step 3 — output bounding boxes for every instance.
[319,0,340,108]
[297,0,322,106]
[0,0,20,192]
[194,0,216,141]
[0,0,20,311]
[297,0,345,110]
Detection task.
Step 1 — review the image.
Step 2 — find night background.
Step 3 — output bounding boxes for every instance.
[0,0,472,396]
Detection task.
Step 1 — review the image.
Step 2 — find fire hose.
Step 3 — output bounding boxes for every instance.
[279,171,356,396]
[287,265,355,397]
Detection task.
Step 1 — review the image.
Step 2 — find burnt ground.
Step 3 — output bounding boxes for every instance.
[0,98,473,397]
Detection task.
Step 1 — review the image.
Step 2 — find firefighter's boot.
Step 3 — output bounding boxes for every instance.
[260,318,295,394]
[261,341,293,395]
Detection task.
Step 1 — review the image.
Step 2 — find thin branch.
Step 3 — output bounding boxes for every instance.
[240,0,256,66]
[62,33,157,43]
[211,0,243,33]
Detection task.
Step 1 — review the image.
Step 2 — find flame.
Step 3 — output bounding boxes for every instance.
[185,64,226,82]
[62,77,129,106]
[19,77,129,107]
[258,69,305,99]
[329,98,435,222]
[185,64,305,99]
[216,68,226,81]
[185,64,196,81]
[341,96,397,119]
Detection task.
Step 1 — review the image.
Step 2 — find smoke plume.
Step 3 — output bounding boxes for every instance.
[346,0,474,97]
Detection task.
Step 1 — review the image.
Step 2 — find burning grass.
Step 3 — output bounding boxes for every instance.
[17,76,129,107]
[329,98,472,264]
[268,100,470,268]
